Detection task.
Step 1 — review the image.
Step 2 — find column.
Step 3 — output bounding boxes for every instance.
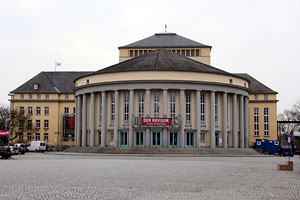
[196,90,201,148]
[180,89,185,148]
[89,92,95,147]
[232,94,238,148]
[75,96,81,147]
[129,89,134,147]
[222,92,228,148]
[145,89,151,147]
[82,94,87,147]
[114,90,119,147]
[210,91,215,148]
[244,97,250,148]
[162,89,168,147]
[239,95,244,148]
[101,91,106,147]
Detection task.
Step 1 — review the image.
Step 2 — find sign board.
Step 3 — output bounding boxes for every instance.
[63,116,75,138]
[0,130,9,136]
[141,117,172,126]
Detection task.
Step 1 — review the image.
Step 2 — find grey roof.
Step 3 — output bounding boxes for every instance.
[87,48,242,79]
[11,71,91,94]
[118,32,211,49]
[235,73,277,94]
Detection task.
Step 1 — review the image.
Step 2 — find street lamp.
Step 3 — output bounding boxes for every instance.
[8,93,15,146]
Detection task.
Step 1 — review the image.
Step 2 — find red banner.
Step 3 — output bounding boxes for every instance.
[141,117,172,126]
[0,130,9,136]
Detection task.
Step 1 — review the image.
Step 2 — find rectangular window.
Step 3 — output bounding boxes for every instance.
[65,94,69,100]
[264,108,269,136]
[36,120,40,129]
[134,50,138,57]
[28,120,32,129]
[21,94,24,99]
[138,92,144,118]
[129,50,133,57]
[181,49,185,56]
[215,94,218,123]
[45,94,49,99]
[200,131,206,142]
[110,131,114,142]
[176,50,180,55]
[254,108,259,136]
[29,94,32,100]
[27,133,32,141]
[254,94,258,100]
[191,49,195,56]
[200,93,205,125]
[186,92,191,126]
[264,94,268,100]
[44,120,49,129]
[186,49,190,56]
[196,49,200,56]
[110,92,115,125]
[139,50,143,56]
[37,94,41,99]
[64,107,69,114]
[19,120,24,129]
[44,107,49,115]
[143,50,148,54]
[20,107,24,115]
[44,133,48,141]
[18,133,23,141]
[170,91,176,119]
[124,92,129,126]
[99,93,102,126]
[28,107,32,115]
[36,107,41,115]
[36,133,40,141]
[154,92,160,118]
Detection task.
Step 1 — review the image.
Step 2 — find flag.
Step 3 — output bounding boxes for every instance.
[55,61,61,67]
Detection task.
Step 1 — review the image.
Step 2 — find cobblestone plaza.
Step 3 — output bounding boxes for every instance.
[0,153,299,200]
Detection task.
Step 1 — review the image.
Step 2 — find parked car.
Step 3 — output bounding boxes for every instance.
[27,141,46,152]
[0,146,11,159]
[14,143,26,155]
[9,146,19,155]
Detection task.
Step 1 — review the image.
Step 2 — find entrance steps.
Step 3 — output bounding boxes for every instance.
[64,147,261,156]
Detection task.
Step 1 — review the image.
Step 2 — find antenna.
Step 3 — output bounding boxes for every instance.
[165,24,167,32]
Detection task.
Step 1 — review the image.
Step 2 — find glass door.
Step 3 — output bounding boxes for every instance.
[120,131,128,147]
[152,131,161,147]
[169,132,178,148]
[136,131,144,147]
[215,132,219,148]
[186,132,194,148]
[98,131,101,147]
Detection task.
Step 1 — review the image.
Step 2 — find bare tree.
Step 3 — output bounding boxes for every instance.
[0,104,10,130]
[278,100,300,136]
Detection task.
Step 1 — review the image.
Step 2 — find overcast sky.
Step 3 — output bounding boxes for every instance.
[1,0,299,114]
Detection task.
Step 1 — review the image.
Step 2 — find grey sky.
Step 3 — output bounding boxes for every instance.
[1,0,299,114]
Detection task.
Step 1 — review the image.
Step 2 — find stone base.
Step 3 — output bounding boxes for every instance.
[277,161,293,171]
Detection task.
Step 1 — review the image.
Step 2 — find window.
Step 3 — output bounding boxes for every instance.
[170,92,176,119]
[18,133,23,141]
[35,133,40,141]
[191,49,195,56]
[110,131,114,142]
[29,94,32,100]
[134,50,138,57]
[264,108,269,136]
[44,120,49,129]
[186,92,191,126]
[36,107,41,115]
[20,107,24,115]
[176,50,180,55]
[124,92,129,126]
[64,107,69,114]
[45,94,49,99]
[229,79,233,84]
[186,49,190,56]
[138,92,144,118]
[110,92,115,125]
[36,120,40,129]
[33,84,39,90]
[19,120,24,129]
[181,49,185,56]
[254,94,258,100]
[139,50,143,56]
[143,50,148,54]
[65,94,69,100]
[196,49,200,56]
[73,107,75,113]
[28,120,32,129]
[129,50,133,57]
[44,133,48,141]
[37,94,41,99]
[264,94,268,100]
[154,92,160,118]
[44,107,49,115]
[28,107,32,115]
[200,131,206,142]
[254,108,259,136]
[21,94,24,99]
[99,93,102,125]
[27,133,32,141]
[86,80,89,84]
[200,93,205,125]
[215,94,218,123]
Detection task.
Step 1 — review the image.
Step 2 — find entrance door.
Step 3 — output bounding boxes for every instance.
[169,132,178,148]
[120,131,128,147]
[98,131,101,147]
[186,132,194,148]
[136,131,144,147]
[152,131,161,147]
[215,132,219,148]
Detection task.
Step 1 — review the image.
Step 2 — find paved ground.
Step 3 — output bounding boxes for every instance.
[0,153,300,200]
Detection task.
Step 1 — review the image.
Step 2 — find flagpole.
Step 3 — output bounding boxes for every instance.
[55,61,56,72]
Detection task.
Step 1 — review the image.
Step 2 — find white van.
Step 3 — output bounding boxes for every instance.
[27,141,46,152]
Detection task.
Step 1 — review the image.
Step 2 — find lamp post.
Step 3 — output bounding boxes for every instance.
[8,93,15,146]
